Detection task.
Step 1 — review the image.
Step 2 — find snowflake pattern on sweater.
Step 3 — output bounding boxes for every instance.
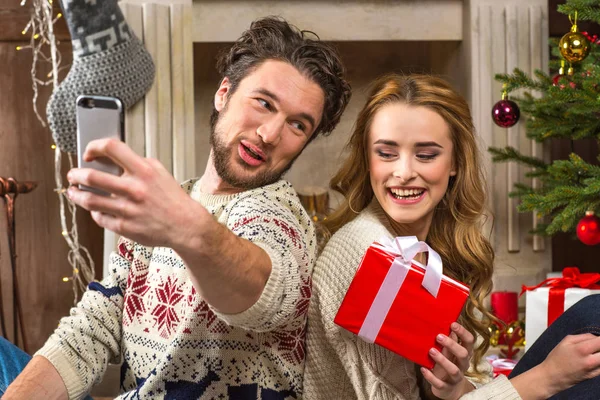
[36,180,317,400]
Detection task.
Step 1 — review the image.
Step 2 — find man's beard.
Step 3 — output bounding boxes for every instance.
[209,111,298,190]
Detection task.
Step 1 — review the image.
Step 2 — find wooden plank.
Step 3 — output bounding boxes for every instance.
[170,4,186,182]
[121,3,146,158]
[143,4,172,172]
[506,5,520,252]
[143,4,159,160]
[484,4,500,247]
[516,4,532,251]
[470,5,495,242]
[529,5,545,252]
[155,5,173,173]
[0,41,103,352]
[182,3,196,180]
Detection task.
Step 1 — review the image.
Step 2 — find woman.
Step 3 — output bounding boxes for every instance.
[303,74,600,400]
[304,74,495,400]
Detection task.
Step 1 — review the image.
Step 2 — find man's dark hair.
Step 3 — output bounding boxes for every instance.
[210,16,351,139]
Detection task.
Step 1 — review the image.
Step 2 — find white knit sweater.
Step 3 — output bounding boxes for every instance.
[304,201,522,400]
[36,179,317,400]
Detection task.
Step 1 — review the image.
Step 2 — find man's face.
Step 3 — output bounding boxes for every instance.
[210,60,325,190]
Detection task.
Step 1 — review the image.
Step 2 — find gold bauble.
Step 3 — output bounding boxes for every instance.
[559,30,591,63]
[489,323,500,347]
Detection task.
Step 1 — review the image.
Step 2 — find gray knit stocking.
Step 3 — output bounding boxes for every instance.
[47,0,155,153]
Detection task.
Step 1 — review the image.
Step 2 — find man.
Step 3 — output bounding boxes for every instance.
[1,16,351,399]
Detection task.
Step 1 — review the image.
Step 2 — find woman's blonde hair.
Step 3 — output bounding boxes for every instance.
[326,74,494,378]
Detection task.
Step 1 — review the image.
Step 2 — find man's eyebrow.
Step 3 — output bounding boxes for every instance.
[253,88,316,129]
[254,88,280,103]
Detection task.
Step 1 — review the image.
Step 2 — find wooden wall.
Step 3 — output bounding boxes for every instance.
[0,2,104,354]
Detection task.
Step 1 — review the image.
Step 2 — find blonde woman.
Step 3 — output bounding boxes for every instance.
[304,74,497,399]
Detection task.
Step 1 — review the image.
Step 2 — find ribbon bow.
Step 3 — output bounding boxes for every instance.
[520,267,600,296]
[358,236,443,343]
[378,236,444,297]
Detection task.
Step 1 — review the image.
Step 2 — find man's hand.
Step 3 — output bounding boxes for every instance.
[511,333,600,400]
[421,322,476,400]
[67,138,206,249]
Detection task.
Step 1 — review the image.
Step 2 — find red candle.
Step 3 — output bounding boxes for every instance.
[491,291,518,323]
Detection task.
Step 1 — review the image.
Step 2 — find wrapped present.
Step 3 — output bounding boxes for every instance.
[521,267,600,351]
[488,357,517,378]
[334,236,470,369]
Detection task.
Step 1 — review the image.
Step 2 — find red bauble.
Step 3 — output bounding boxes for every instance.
[552,74,561,85]
[492,99,520,128]
[552,75,576,89]
[577,211,600,245]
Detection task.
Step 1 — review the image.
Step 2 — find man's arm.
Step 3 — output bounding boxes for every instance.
[66,139,298,315]
[2,356,67,400]
[173,211,272,314]
[4,236,136,399]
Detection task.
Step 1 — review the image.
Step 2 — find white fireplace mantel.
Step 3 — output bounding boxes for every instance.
[192,1,464,42]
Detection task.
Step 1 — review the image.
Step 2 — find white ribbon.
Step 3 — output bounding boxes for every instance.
[358,236,443,344]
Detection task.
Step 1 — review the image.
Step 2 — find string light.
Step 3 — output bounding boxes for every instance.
[23,0,94,302]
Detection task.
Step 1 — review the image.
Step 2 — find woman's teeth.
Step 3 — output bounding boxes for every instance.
[389,188,424,199]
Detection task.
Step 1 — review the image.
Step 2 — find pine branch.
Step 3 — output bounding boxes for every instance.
[558,1,600,25]
[488,146,548,169]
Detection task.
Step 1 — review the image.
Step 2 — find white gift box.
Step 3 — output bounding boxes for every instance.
[525,287,600,351]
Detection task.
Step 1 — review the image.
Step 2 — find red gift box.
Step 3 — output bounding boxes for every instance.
[489,358,517,378]
[334,236,470,369]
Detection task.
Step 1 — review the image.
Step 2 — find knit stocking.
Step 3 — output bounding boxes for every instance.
[47,0,155,153]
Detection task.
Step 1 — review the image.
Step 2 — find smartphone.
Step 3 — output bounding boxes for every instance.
[76,95,125,196]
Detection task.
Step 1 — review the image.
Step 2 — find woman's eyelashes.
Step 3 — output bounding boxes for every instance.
[416,152,439,161]
[375,149,395,159]
[374,149,440,161]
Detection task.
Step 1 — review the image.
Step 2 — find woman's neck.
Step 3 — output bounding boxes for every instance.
[386,214,433,243]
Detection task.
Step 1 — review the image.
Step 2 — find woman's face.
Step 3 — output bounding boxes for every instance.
[368,103,456,239]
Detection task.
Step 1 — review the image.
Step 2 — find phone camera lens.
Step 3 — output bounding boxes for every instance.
[86,99,95,108]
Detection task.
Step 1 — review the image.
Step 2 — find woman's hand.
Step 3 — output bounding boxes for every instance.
[421,322,476,400]
[511,333,600,400]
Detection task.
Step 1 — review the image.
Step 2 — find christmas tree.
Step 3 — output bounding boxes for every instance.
[490,0,600,245]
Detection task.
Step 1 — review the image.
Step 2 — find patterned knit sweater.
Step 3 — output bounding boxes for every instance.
[36,179,317,400]
[304,201,522,400]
